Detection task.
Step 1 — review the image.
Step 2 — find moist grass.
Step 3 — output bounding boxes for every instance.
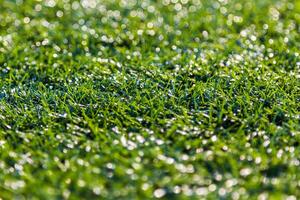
[0,0,299,199]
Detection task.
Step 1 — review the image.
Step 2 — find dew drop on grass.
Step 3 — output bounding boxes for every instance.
[154,188,166,198]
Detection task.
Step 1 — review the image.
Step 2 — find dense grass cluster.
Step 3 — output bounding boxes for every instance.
[0,0,299,199]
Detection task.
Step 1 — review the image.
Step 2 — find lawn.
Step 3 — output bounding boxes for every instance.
[0,0,299,199]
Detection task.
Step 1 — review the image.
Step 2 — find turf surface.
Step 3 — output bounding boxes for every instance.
[0,0,300,199]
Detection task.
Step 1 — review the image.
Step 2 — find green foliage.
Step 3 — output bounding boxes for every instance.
[0,0,299,199]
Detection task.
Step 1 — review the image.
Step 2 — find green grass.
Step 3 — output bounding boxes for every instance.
[0,0,299,199]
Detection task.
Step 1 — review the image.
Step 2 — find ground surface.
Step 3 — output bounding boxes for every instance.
[0,0,299,199]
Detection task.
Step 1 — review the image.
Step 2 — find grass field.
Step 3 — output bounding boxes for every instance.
[0,0,299,199]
